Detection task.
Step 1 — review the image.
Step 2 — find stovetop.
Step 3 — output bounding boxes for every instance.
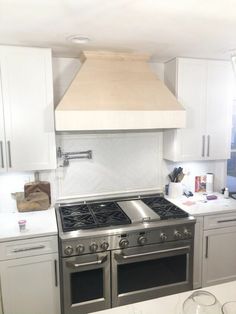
[59,201,131,232]
[58,195,189,233]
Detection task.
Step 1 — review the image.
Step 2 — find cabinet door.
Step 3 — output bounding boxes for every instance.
[205,61,233,160]
[0,253,60,314]
[193,217,203,289]
[0,74,6,172]
[176,59,207,161]
[202,226,236,287]
[163,58,207,161]
[0,46,56,171]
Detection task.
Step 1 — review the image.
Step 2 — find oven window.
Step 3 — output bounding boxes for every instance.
[71,269,103,304]
[118,254,187,294]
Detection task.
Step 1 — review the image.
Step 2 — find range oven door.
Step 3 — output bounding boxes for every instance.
[111,241,193,307]
[62,252,110,314]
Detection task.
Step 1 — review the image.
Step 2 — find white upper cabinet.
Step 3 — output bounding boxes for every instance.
[0,46,56,171]
[163,58,234,161]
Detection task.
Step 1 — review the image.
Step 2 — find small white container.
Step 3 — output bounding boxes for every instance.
[224,187,229,199]
[206,173,214,194]
[168,182,183,199]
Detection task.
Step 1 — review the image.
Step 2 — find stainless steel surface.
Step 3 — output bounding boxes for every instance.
[207,135,210,157]
[66,255,107,268]
[7,141,12,168]
[57,147,92,167]
[54,259,58,287]
[0,141,4,168]
[11,245,45,253]
[62,252,111,314]
[115,245,190,260]
[202,135,205,157]
[205,236,209,258]
[118,200,160,224]
[111,241,193,307]
[217,219,236,223]
[57,193,196,313]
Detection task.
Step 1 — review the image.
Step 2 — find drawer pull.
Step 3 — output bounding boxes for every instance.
[12,245,45,253]
[0,141,4,168]
[54,260,58,287]
[217,219,236,224]
[205,236,209,258]
[7,141,12,168]
[202,135,205,157]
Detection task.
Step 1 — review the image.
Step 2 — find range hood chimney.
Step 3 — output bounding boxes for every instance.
[55,51,186,131]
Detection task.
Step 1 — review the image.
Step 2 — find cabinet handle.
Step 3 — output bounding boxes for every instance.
[11,245,45,253]
[0,141,4,168]
[54,260,58,287]
[205,236,209,258]
[7,141,12,168]
[202,135,205,157]
[217,218,236,223]
[207,135,210,157]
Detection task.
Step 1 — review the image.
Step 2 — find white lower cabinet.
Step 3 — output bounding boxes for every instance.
[193,217,203,289]
[0,237,60,314]
[202,212,236,287]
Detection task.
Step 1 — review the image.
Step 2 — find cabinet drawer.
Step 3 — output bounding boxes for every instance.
[0,236,58,260]
[204,212,236,230]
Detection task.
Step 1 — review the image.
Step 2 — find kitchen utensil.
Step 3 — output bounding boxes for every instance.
[183,290,222,314]
[24,171,51,204]
[222,301,236,314]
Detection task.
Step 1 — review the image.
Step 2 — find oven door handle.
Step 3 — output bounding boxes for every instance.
[66,255,107,268]
[115,246,190,261]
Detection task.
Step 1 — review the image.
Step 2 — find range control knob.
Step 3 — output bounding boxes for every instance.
[174,230,182,240]
[64,245,73,256]
[138,236,147,246]
[183,229,192,239]
[76,244,85,254]
[90,243,98,253]
[100,242,109,251]
[119,239,129,249]
[160,232,168,242]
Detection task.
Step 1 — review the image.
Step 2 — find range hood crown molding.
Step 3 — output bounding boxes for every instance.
[55,50,186,131]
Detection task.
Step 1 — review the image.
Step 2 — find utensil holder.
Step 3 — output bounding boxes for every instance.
[168,182,183,198]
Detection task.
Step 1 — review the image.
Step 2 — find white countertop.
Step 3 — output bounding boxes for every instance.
[166,192,236,217]
[0,208,58,242]
[94,281,236,314]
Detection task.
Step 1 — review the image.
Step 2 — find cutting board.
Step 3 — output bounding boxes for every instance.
[24,180,51,204]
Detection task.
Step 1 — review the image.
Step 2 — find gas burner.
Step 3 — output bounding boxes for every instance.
[95,210,131,226]
[62,214,97,231]
[60,204,89,216]
[141,196,189,220]
[59,201,131,232]
[90,202,120,213]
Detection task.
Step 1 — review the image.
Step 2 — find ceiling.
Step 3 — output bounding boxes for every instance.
[1,0,236,61]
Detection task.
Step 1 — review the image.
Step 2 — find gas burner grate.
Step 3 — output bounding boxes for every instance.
[94,210,131,226]
[62,214,97,231]
[59,201,131,232]
[141,196,188,220]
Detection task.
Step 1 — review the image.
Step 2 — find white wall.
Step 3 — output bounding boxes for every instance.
[0,57,227,211]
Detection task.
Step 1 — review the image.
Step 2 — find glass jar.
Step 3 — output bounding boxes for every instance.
[183,290,222,314]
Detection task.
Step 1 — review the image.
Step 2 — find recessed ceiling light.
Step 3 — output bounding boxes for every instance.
[67,35,91,44]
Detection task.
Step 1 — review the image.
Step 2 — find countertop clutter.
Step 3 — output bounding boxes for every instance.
[0,208,57,242]
[166,192,236,217]
[94,281,236,314]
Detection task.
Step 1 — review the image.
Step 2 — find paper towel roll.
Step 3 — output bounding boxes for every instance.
[206,173,214,193]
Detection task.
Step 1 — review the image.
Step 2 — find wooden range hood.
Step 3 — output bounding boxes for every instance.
[55,51,186,131]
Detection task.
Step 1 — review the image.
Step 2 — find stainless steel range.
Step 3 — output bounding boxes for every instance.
[56,194,196,314]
